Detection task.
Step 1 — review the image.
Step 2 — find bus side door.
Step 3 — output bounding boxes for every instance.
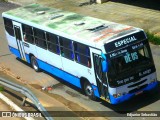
[13,21,26,61]
[93,53,110,102]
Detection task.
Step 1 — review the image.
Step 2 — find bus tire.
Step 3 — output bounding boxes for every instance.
[84,81,96,100]
[31,56,40,72]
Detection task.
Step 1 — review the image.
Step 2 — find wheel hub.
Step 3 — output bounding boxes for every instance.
[86,85,93,96]
[32,59,38,70]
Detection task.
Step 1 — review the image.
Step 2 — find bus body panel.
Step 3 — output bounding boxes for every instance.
[9,45,21,58]
[6,32,18,51]
[35,47,49,65]
[47,50,63,70]
[23,42,38,63]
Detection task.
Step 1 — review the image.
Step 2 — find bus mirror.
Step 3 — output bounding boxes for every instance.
[102,60,108,72]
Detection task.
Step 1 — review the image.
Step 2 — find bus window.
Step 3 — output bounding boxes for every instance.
[24,34,34,44]
[22,24,33,35]
[33,28,45,39]
[46,33,57,44]
[35,37,47,49]
[33,28,47,49]
[3,18,13,28]
[3,17,14,37]
[59,37,74,60]
[74,42,91,68]
[22,24,34,44]
[5,26,14,36]
[46,32,60,54]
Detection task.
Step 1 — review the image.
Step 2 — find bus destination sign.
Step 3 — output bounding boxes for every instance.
[105,31,146,53]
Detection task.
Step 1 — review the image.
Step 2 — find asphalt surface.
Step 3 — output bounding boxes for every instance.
[0,1,160,120]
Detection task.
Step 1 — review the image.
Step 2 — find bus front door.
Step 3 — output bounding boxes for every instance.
[93,54,110,102]
[13,22,26,61]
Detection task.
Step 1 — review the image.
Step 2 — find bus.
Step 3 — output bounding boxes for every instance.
[2,4,158,104]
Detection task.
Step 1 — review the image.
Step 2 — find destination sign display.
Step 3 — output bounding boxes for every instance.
[104,31,146,53]
[108,40,147,59]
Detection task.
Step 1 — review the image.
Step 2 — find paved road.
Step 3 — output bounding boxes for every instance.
[0,1,160,120]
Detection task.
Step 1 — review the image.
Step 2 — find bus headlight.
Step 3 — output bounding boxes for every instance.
[113,94,118,98]
[117,93,122,97]
[150,79,156,84]
[113,93,122,98]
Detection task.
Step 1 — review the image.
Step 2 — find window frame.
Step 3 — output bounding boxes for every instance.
[46,32,60,54]
[3,17,13,28]
[74,42,91,68]
[33,28,45,39]
[3,17,14,37]
[59,36,74,60]
[33,28,47,49]
[22,24,34,44]
[35,36,47,50]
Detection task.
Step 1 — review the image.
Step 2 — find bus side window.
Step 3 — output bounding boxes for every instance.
[3,17,13,27]
[3,17,14,37]
[74,42,91,68]
[35,37,47,49]
[33,28,45,39]
[22,24,34,44]
[46,32,60,54]
[33,28,47,49]
[59,37,74,60]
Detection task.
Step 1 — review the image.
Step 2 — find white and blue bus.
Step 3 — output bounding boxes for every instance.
[2,4,158,104]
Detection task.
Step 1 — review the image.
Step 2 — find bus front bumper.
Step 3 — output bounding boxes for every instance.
[109,81,158,104]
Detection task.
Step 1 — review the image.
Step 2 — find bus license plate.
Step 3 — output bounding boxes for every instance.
[135,91,143,95]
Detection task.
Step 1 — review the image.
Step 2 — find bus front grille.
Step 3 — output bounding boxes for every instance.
[128,84,148,94]
[128,79,147,88]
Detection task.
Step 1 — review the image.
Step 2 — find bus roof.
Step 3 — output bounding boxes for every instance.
[3,4,142,47]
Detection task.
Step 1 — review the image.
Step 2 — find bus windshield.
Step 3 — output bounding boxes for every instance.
[107,41,154,87]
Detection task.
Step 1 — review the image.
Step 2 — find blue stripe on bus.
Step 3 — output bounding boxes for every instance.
[25,54,30,63]
[92,85,100,98]
[37,59,81,88]
[9,46,21,58]
[109,81,158,104]
[9,45,82,89]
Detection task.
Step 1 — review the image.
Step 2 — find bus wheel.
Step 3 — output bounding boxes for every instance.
[31,56,40,72]
[84,81,96,100]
